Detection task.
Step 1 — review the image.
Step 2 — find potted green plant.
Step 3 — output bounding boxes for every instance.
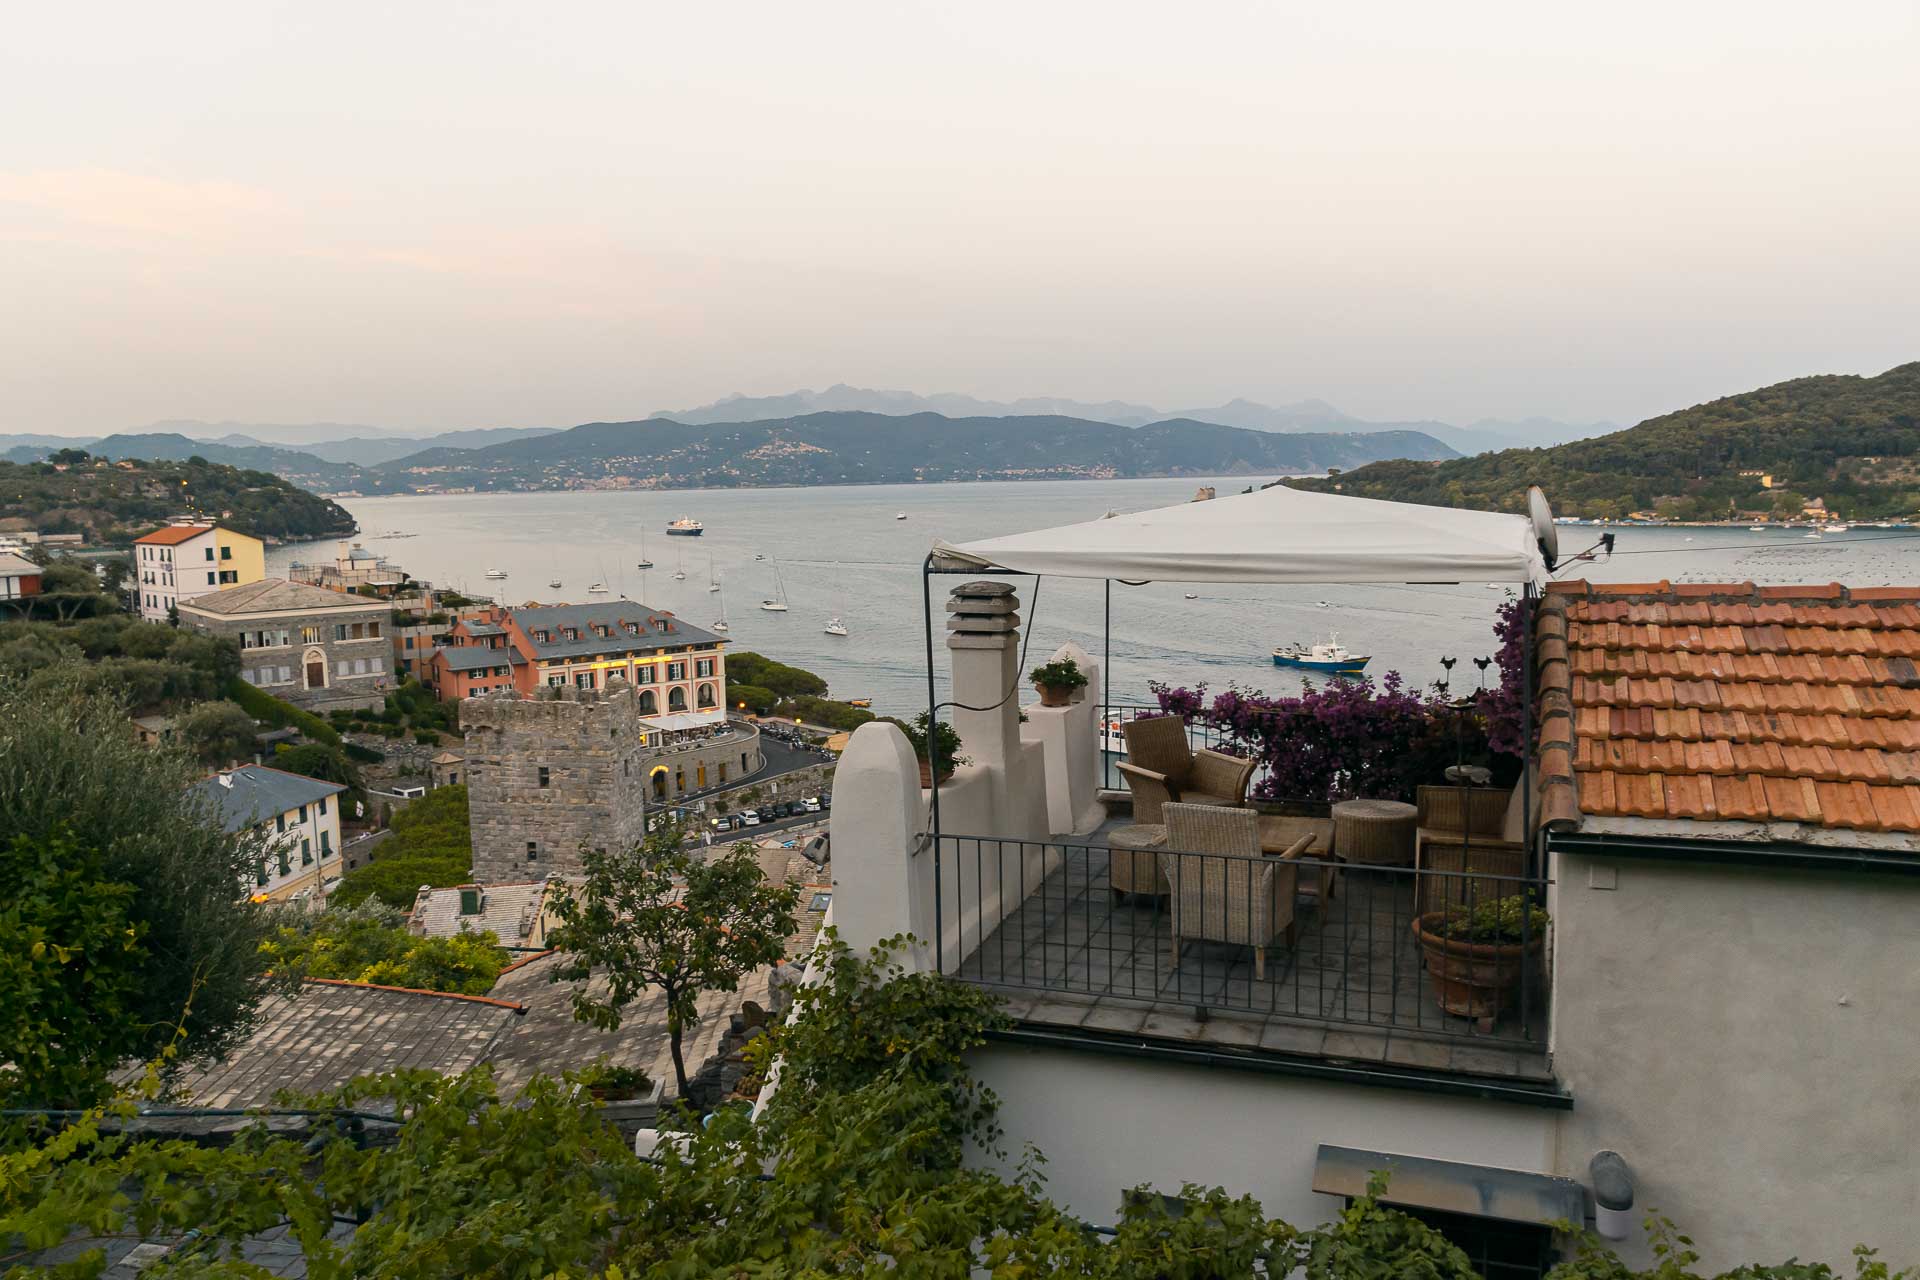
[902,711,965,786]
[582,1062,653,1102]
[1411,894,1548,1033]
[1029,656,1089,707]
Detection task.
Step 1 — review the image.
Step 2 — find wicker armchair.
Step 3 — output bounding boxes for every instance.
[1413,783,1527,915]
[1162,803,1299,980]
[1117,716,1255,822]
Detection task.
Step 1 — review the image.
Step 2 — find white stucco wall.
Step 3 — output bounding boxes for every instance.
[1549,850,1920,1271]
[968,1040,1560,1232]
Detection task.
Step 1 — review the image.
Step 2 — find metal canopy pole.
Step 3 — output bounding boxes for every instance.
[921,555,942,973]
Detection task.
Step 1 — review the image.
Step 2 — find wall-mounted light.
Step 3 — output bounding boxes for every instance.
[1590,1151,1635,1240]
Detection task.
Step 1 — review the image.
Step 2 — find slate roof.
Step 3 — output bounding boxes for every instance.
[433,644,523,672]
[409,880,550,947]
[179,577,387,616]
[189,765,346,832]
[160,982,521,1108]
[1539,581,1920,838]
[510,601,721,659]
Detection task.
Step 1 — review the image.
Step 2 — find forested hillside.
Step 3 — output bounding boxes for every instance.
[0,455,358,543]
[1287,363,1920,521]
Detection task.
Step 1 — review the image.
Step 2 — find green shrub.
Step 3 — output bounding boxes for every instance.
[332,785,471,909]
[224,677,342,746]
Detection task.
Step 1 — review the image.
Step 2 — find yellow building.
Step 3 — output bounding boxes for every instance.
[133,519,266,623]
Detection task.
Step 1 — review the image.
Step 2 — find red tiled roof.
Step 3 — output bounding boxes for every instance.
[134,523,214,545]
[1539,581,1920,836]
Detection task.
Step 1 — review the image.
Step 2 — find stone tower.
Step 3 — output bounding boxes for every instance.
[459,678,649,881]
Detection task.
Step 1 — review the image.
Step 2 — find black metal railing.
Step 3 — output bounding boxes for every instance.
[933,830,1547,1047]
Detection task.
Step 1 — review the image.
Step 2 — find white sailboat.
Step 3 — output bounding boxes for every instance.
[672,545,687,581]
[894,511,907,520]
[707,552,721,591]
[711,580,730,633]
[824,616,849,637]
[635,526,654,570]
[484,568,508,580]
[760,556,790,612]
[587,582,609,594]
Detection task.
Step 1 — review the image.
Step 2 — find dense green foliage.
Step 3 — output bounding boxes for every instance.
[226,675,342,746]
[325,678,454,741]
[3,935,1902,1277]
[258,902,505,995]
[778,693,875,731]
[330,785,471,909]
[727,651,829,699]
[0,455,356,543]
[548,826,798,1096]
[175,700,262,766]
[1288,362,1920,521]
[0,676,269,1104]
[0,617,237,713]
[0,830,148,1107]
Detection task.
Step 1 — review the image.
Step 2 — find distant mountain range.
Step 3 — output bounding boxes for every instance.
[1286,362,1920,522]
[0,388,1611,499]
[378,411,1458,491]
[648,385,1615,454]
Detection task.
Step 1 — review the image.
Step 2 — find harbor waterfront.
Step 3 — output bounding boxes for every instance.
[271,478,1920,718]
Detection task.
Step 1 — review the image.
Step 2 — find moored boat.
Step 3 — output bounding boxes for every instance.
[824,616,848,636]
[484,568,509,580]
[1271,634,1370,674]
[666,516,704,536]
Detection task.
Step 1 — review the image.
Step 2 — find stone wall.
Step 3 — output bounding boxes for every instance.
[461,680,651,880]
[639,731,764,804]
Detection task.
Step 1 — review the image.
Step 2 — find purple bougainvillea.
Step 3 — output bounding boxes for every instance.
[1149,601,1527,804]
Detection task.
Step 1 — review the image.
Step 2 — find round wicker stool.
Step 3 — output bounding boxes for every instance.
[1331,799,1418,867]
[1107,823,1168,898]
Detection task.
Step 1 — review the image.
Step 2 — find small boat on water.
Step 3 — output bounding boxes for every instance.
[587,582,609,594]
[485,568,508,580]
[1748,525,1767,531]
[760,600,789,612]
[895,512,907,520]
[1101,720,1128,755]
[1825,524,1851,533]
[711,620,730,632]
[673,570,687,580]
[666,516,704,537]
[548,579,562,589]
[761,556,790,612]
[1272,634,1370,674]
[1184,592,1198,600]
[824,617,848,637]
[847,698,872,709]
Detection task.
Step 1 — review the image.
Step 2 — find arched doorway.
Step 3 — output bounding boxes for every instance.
[650,766,669,800]
[697,682,716,709]
[639,689,657,714]
[668,687,688,712]
[302,646,328,691]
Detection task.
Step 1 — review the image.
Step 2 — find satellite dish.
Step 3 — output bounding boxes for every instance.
[1527,485,1559,571]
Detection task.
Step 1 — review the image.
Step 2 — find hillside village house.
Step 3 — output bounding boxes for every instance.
[428,601,728,722]
[0,550,42,608]
[814,485,1920,1274]
[189,764,346,903]
[132,519,265,622]
[179,579,394,711]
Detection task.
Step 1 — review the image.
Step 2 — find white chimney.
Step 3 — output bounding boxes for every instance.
[217,772,234,789]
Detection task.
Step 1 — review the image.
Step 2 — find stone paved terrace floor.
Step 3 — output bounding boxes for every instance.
[948,839,1553,1084]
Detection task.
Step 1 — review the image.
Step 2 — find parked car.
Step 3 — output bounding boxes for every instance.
[780,801,802,818]
[801,796,822,813]
[819,792,832,810]
[740,811,761,827]
[756,806,778,822]
[710,815,734,832]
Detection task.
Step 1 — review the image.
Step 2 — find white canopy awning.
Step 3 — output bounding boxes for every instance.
[934,484,1547,585]
[641,709,728,733]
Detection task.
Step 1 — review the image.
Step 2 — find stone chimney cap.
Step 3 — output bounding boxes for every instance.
[951,580,1016,599]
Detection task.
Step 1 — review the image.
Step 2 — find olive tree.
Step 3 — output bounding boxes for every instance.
[0,669,270,1102]
[547,826,798,1097]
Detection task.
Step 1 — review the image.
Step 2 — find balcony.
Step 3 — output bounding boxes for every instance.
[924,704,1553,1085]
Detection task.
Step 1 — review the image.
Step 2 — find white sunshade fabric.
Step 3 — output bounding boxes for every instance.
[935,483,1547,585]
[641,709,728,733]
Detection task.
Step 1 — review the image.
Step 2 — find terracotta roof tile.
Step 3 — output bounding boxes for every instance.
[1540,582,1920,844]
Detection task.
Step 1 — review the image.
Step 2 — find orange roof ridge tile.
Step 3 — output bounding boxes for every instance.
[303,977,527,1011]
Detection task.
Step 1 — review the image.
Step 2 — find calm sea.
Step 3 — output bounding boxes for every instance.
[267,481,1920,718]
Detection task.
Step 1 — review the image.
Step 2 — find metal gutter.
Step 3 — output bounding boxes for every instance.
[985,1024,1574,1111]
[1549,830,1920,877]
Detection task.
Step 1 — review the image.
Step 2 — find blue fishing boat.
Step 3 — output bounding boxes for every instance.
[1271,634,1370,674]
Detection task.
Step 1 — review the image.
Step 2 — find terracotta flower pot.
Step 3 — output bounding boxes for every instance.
[1411,912,1544,1033]
[1034,681,1075,707]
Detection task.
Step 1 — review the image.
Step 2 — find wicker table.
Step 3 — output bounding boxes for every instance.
[1331,798,1418,867]
[1107,823,1168,898]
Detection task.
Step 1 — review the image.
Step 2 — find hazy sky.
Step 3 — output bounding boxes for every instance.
[4,1,1917,436]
